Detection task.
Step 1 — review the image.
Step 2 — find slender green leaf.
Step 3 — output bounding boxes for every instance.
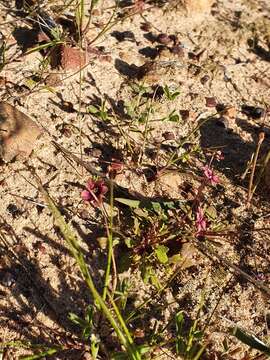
[231,326,270,355]
[115,198,141,208]
[21,348,58,360]
[37,178,141,360]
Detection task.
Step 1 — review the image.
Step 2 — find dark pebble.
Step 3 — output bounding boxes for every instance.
[163,131,175,140]
[205,97,217,107]
[140,22,151,32]
[200,75,210,84]
[241,105,265,119]
[180,110,190,120]
[169,34,178,44]
[171,44,184,57]
[0,270,16,287]
[156,33,171,45]
[7,203,21,218]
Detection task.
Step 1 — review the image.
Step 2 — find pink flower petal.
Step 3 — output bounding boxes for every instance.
[86,179,95,191]
[81,190,91,201]
[195,207,207,233]
[202,165,219,185]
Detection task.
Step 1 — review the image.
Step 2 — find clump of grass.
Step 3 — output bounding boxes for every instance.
[35,171,145,360]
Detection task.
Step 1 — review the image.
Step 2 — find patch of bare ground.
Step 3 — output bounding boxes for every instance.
[0,0,270,359]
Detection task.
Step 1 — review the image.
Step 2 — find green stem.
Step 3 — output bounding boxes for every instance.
[102,180,114,300]
[36,177,139,359]
[109,294,141,360]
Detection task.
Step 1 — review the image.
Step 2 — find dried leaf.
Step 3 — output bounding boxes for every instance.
[0,102,42,162]
[180,243,199,269]
[60,45,86,70]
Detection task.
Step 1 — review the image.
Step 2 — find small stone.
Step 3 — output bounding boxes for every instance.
[100,54,112,62]
[33,241,47,254]
[108,160,123,175]
[45,73,62,87]
[156,33,172,45]
[180,110,190,120]
[241,105,265,120]
[163,131,175,140]
[7,203,21,218]
[205,97,217,107]
[200,74,210,84]
[61,46,86,70]
[0,102,42,162]
[140,22,151,32]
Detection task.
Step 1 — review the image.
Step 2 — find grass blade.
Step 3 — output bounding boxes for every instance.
[231,326,270,356]
[35,174,141,359]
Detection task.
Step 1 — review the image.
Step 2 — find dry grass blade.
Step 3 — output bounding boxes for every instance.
[247,131,265,207]
[197,241,270,297]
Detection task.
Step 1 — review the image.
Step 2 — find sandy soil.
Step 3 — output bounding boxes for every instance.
[0,0,270,359]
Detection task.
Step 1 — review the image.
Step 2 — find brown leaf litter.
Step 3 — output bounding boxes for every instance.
[0,102,42,162]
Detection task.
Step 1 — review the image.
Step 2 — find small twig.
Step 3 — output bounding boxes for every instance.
[6,192,46,207]
[251,146,270,200]
[241,153,254,180]
[247,131,265,207]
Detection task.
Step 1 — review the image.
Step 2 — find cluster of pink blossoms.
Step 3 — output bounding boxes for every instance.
[202,165,219,186]
[80,154,222,238]
[81,178,108,206]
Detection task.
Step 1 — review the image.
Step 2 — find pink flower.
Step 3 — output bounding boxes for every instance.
[195,207,207,234]
[81,178,108,206]
[202,165,219,185]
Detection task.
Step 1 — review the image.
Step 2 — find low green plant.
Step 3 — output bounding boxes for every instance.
[175,311,206,360]
[35,175,144,359]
